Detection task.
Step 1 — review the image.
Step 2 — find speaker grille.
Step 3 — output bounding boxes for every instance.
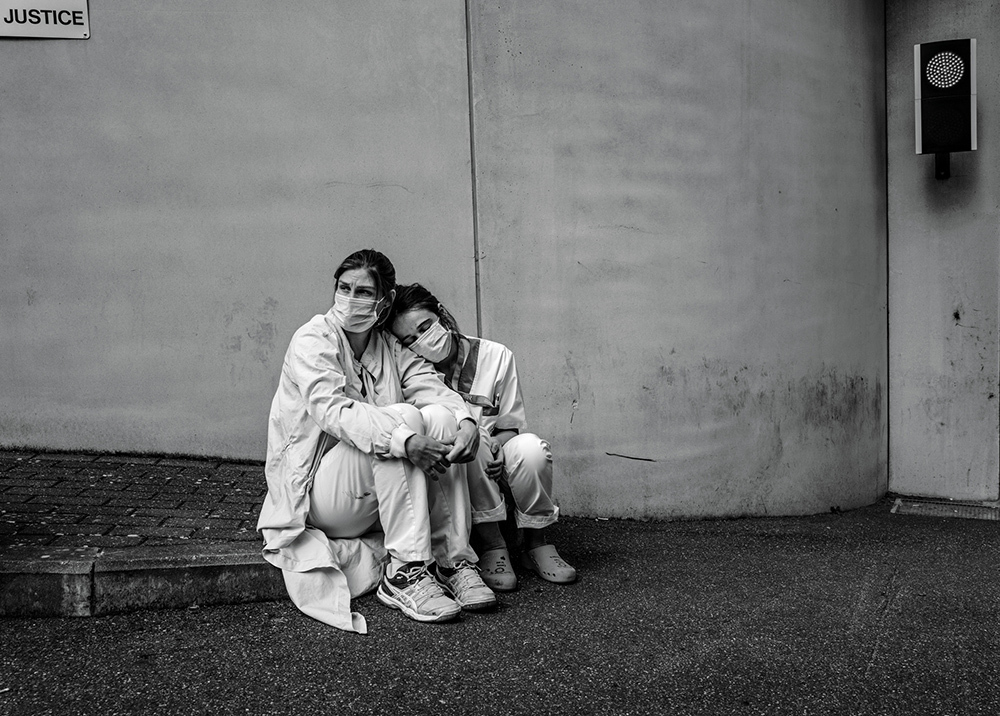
[926,51,964,89]
[926,103,967,145]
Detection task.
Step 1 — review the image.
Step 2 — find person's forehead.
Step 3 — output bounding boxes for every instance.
[338,268,376,288]
[408,307,437,325]
[394,307,436,334]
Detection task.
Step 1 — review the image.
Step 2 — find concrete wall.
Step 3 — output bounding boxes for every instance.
[887,1,1000,500]
[3,0,890,518]
[469,0,888,518]
[0,1,477,458]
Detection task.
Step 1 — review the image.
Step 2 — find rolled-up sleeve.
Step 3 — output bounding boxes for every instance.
[396,342,475,426]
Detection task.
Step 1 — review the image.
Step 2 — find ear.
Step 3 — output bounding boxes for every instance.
[376,289,396,323]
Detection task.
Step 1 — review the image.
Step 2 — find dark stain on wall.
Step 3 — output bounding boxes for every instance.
[795,372,883,438]
[222,297,279,384]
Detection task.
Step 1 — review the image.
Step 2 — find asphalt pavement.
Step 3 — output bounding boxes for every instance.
[3,449,1000,715]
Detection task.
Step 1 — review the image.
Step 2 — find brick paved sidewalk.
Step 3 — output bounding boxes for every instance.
[0,450,265,550]
[0,450,283,618]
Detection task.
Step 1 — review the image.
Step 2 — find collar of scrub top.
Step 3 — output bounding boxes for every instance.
[347,327,387,401]
[445,334,471,390]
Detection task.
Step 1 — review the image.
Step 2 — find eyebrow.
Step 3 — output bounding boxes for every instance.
[338,280,376,293]
[398,320,431,346]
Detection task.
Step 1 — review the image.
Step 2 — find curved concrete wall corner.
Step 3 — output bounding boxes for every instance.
[468,0,888,518]
[0,1,477,458]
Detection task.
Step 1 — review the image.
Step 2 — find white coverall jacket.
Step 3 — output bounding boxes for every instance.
[256,307,474,632]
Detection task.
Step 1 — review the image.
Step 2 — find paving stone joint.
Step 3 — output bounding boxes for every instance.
[0,450,284,618]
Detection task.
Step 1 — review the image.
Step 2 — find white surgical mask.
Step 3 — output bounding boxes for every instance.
[333,293,384,333]
[409,320,453,363]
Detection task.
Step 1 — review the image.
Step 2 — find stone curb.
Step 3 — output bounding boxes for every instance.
[1,540,286,618]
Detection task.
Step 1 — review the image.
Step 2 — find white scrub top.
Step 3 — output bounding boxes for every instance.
[444,336,528,437]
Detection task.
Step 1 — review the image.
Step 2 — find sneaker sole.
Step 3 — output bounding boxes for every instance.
[456,595,498,612]
[438,583,498,612]
[376,587,461,623]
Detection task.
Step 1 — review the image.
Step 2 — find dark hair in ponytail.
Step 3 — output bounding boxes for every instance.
[389,283,461,335]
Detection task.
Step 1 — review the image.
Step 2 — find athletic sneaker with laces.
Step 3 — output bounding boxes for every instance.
[377,561,461,623]
[435,560,498,612]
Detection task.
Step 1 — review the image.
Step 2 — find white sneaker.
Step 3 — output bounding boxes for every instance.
[376,562,461,623]
[435,561,498,612]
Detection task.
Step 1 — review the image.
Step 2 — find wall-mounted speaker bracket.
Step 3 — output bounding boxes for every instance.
[935,152,950,180]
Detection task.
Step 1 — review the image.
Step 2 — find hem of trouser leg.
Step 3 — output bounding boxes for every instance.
[514,508,558,530]
[471,502,507,524]
[389,551,433,569]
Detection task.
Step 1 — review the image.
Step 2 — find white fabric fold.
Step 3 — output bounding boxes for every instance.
[263,527,387,634]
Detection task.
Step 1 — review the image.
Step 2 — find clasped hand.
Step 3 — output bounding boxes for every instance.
[446,419,480,464]
[481,433,505,481]
[404,419,480,479]
[404,434,454,479]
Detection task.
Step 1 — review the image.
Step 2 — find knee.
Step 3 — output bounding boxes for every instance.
[505,433,551,473]
[475,439,494,470]
[460,441,492,484]
[389,403,424,433]
[419,404,458,441]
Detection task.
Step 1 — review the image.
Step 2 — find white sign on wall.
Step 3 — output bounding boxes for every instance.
[1,0,89,39]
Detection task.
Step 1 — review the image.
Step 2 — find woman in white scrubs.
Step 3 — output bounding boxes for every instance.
[257,250,496,632]
[389,283,577,591]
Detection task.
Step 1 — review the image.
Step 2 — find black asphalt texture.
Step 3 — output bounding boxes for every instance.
[4,499,1000,716]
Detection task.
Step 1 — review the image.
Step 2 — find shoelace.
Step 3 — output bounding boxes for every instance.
[394,562,429,583]
[394,564,448,607]
[452,559,481,573]
[445,561,485,591]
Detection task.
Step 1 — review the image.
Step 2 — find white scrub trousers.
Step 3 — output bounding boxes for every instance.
[467,433,559,529]
[308,403,477,569]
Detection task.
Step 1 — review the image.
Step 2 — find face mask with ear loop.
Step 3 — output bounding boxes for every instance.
[409,319,454,363]
[333,293,389,333]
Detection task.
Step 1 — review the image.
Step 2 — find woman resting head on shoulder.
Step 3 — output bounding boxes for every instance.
[257,250,498,631]
[389,283,577,590]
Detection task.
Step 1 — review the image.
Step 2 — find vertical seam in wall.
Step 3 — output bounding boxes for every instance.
[883,0,891,495]
[464,0,483,337]
[89,560,97,617]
